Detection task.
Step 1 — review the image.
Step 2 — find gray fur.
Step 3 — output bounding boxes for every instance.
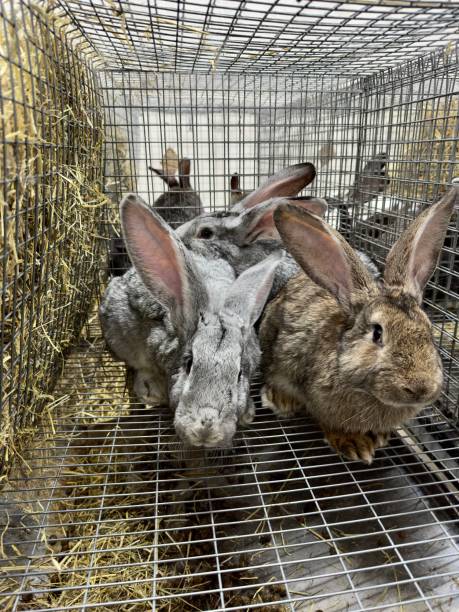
[100,197,281,449]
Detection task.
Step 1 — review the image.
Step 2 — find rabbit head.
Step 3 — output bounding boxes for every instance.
[177,195,327,247]
[273,186,458,414]
[150,158,204,226]
[120,195,280,448]
[177,162,324,246]
[171,254,281,448]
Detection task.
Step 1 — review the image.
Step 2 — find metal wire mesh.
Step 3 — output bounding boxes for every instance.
[1,323,458,610]
[1,0,459,610]
[0,1,106,475]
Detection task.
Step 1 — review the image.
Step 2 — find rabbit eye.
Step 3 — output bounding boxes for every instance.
[185,355,193,375]
[197,227,214,239]
[372,324,383,345]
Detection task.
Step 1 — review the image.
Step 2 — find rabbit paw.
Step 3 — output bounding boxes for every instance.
[325,431,390,465]
[261,385,300,418]
[134,371,164,405]
[240,398,256,426]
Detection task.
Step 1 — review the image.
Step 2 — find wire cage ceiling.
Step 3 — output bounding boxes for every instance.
[0,0,458,610]
[57,0,459,75]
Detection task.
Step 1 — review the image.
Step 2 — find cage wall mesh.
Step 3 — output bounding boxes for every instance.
[0,1,106,475]
[1,0,459,611]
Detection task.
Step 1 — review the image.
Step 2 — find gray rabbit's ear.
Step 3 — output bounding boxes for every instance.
[289,196,328,218]
[178,158,191,189]
[274,203,376,312]
[223,252,282,326]
[231,162,316,212]
[149,166,179,188]
[120,194,206,332]
[234,196,328,244]
[384,186,458,303]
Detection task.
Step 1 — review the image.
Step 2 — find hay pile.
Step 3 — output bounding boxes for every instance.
[0,1,107,476]
[389,97,458,201]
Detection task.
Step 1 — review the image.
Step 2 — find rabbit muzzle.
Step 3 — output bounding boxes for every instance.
[376,376,443,409]
[174,407,236,449]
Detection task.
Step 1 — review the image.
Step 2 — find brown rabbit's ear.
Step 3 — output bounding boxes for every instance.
[149,165,179,188]
[232,162,316,211]
[274,203,376,311]
[384,186,458,302]
[178,158,191,189]
[120,194,206,332]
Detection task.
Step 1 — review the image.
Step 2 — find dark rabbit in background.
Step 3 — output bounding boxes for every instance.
[150,157,204,227]
[108,157,204,276]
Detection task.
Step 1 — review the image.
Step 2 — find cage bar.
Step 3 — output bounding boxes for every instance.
[1,0,458,610]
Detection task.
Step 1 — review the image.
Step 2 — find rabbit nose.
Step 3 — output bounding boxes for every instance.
[200,415,214,428]
[402,383,428,401]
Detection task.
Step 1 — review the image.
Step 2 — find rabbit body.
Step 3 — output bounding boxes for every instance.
[259,188,458,463]
[100,195,280,449]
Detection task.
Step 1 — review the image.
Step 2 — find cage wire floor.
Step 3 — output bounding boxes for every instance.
[0,313,457,611]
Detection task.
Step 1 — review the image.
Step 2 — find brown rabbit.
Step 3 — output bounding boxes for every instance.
[259,187,458,463]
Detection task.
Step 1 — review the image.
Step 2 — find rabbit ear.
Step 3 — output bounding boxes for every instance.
[289,196,328,218]
[274,203,377,311]
[149,166,179,188]
[178,158,191,189]
[384,186,458,302]
[233,197,328,244]
[231,173,241,193]
[232,162,316,212]
[223,252,282,326]
[120,194,206,332]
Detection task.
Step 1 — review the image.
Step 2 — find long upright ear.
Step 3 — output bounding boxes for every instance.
[384,186,458,302]
[231,173,241,193]
[230,197,328,245]
[178,158,191,189]
[120,194,206,332]
[230,173,244,205]
[149,166,179,188]
[223,252,282,326]
[231,162,316,212]
[274,204,377,311]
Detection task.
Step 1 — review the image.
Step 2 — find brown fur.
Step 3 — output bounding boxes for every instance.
[260,187,458,463]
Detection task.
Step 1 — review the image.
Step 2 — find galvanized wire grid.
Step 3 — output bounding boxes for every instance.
[1,0,459,610]
[0,1,105,474]
[55,0,459,76]
[98,56,459,424]
[1,327,458,611]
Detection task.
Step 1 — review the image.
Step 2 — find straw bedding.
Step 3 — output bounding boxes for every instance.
[0,1,107,475]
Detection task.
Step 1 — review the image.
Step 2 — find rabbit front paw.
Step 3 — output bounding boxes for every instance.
[261,384,300,418]
[134,371,164,405]
[325,431,390,465]
[240,398,256,426]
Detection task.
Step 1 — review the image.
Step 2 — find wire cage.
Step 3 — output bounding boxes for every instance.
[1,0,459,610]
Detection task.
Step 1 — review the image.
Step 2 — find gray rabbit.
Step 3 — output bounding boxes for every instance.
[177,161,380,288]
[108,162,319,278]
[150,157,204,227]
[100,195,281,449]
